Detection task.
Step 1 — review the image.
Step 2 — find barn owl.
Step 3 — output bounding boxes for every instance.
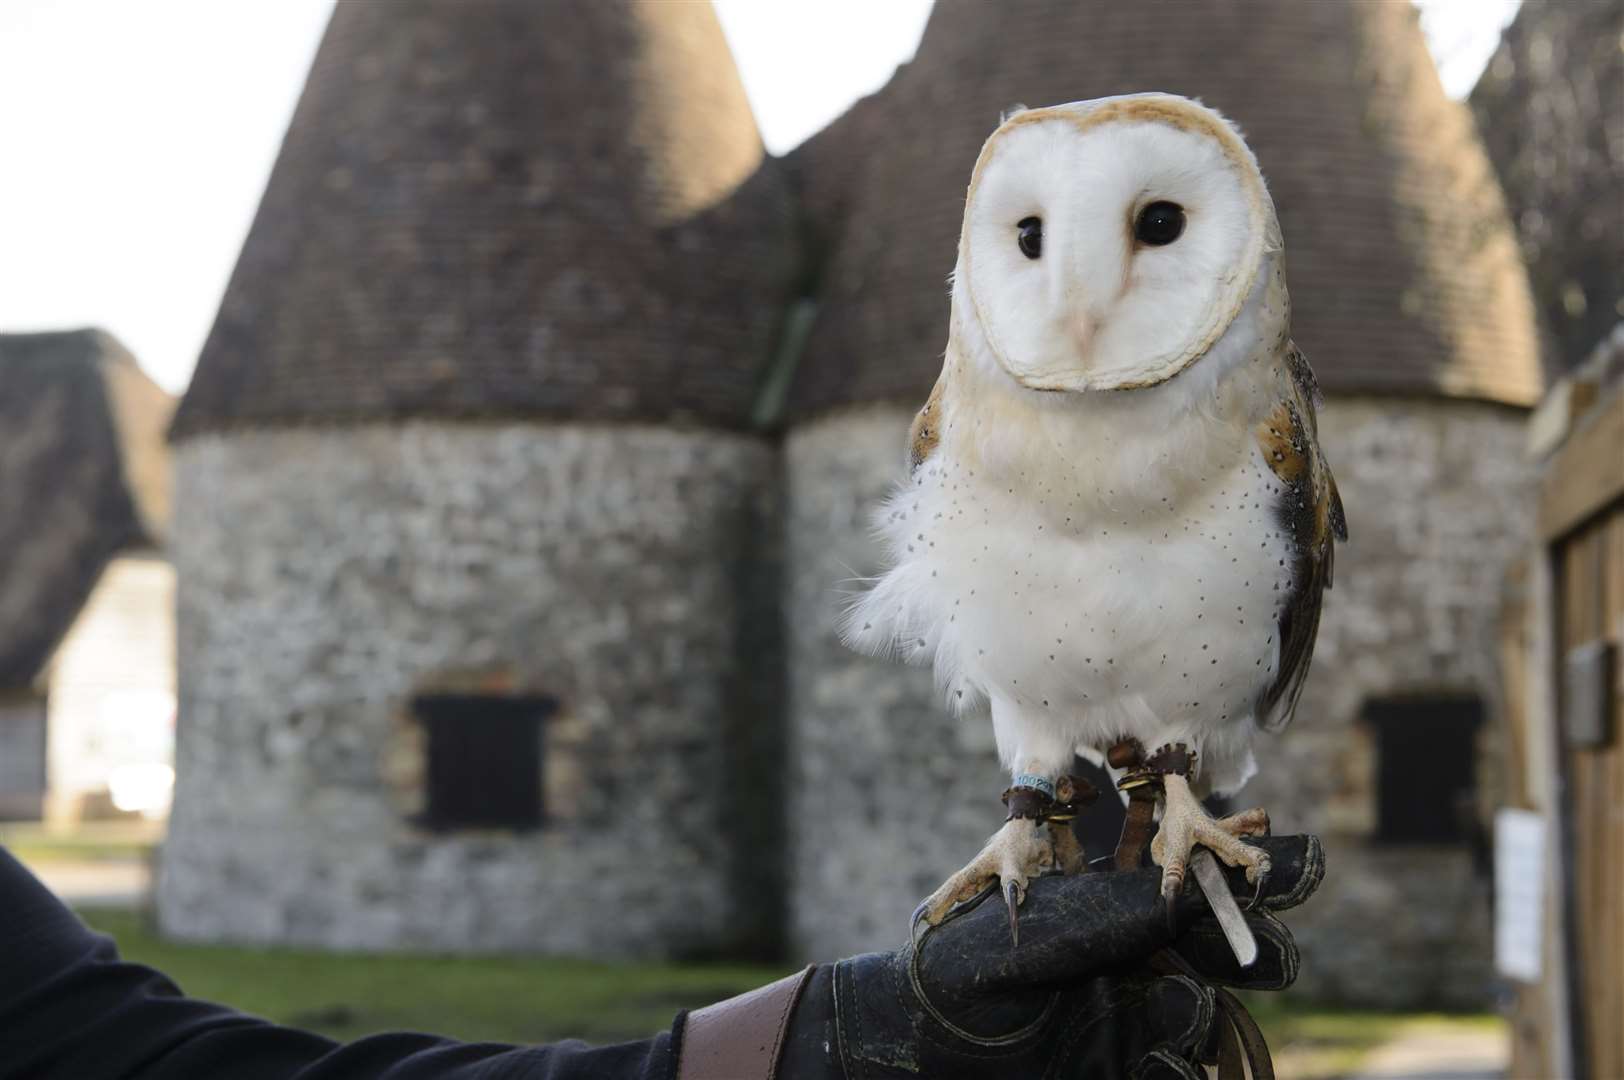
[844,93,1346,939]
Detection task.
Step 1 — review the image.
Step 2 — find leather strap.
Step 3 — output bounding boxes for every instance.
[1110,738,1160,871]
[1003,785,1055,821]
[677,965,815,1080]
[1211,985,1274,1080]
[1115,789,1159,870]
[1151,950,1274,1080]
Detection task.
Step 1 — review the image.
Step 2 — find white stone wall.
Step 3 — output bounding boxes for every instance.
[158,422,777,958]
[784,407,1008,958]
[784,396,1537,1008]
[45,554,176,823]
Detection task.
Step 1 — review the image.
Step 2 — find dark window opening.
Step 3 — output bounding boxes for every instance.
[0,693,47,822]
[411,694,557,830]
[1366,695,1483,845]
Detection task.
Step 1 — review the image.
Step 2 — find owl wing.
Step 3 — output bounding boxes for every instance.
[906,372,946,473]
[1255,342,1347,732]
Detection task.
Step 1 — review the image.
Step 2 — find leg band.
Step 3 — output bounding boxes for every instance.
[1003,785,1055,821]
[1010,773,1056,799]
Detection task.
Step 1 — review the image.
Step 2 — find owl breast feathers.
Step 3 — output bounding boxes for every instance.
[843,93,1345,797]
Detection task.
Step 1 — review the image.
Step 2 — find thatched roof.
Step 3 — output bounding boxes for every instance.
[0,330,173,687]
[1471,0,1624,377]
[172,0,799,439]
[784,0,1543,420]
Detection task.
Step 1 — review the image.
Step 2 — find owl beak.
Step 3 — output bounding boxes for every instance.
[1001,312,1098,392]
[1072,316,1095,357]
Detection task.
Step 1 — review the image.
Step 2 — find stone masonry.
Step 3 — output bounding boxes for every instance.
[158,422,777,958]
[784,407,1004,958]
[1248,396,1540,1008]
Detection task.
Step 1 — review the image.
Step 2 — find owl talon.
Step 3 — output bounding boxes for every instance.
[1246,863,1271,911]
[913,816,1051,945]
[993,876,1019,941]
[908,898,932,951]
[1153,773,1273,921]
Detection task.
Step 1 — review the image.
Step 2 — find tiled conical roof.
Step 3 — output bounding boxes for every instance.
[785,0,1542,419]
[1471,0,1624,376]
[0,330,172,686]
[172,0,798,438]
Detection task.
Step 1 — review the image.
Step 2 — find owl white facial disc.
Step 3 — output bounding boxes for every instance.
[961,94,1272,392]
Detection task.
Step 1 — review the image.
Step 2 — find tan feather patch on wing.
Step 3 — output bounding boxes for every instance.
[1257,400,1310,482]
[908,375,945,473]
[1257,343,1346,732]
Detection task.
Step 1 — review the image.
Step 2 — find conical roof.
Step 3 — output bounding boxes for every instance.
[784,0,1541,420]
[0,330,173,686]
[172,0,798,439]
[1471,0,1624,376]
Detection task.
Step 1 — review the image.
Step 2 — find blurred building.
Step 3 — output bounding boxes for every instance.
[0,329,176,825]
[1471,0,1624,382]
[158,0,797,958]
[162,0,1556,1007]
[1473,1,1623,1074]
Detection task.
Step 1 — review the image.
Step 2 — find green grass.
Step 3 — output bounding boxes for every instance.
[77,907,1500,1071]
[1,822,158,864]
[79,909,792,1046]
[1242,993,1502,1079]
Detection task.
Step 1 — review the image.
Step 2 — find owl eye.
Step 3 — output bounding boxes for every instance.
[1016,217,1042,259]
[1134,201,1186,246]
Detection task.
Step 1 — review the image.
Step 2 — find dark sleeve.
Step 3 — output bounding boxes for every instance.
[0,847,679,1080]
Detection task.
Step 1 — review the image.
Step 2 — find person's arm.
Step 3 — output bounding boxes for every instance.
[2,836,1323,1080]
[0,846,678,1080]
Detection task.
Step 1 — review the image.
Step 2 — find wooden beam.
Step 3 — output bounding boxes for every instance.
[1541,387,1624,543]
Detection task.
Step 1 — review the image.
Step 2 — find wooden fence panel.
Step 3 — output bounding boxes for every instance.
[1559,508,1624,1080]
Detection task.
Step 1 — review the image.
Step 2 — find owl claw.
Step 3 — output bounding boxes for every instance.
[912,817,1052,947]
[908,898,932,951]
[1152,774,1273,924]
[1245,862,1271,911]
[1004,879,1023,946]
[1160,856,1185,932]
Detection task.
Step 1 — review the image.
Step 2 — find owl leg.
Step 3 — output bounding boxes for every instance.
[1045,772,1094,875]
[1151,767,1272,924]
[1048,820,1086,876]
[910,772,1096,947]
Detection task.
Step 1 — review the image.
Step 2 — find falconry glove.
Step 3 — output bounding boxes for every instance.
[676,833,1323,1080]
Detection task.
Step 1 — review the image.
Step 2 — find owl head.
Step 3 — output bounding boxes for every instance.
[956,93,1282,393]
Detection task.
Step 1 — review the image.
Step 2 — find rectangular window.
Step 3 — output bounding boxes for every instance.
[0,693,46,821]
[411,694,556,830]
[1365,696,1483,845]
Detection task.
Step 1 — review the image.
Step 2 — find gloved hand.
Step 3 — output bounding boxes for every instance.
[775,834,1323,1079]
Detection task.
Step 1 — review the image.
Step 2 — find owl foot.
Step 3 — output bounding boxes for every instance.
[910,816,1054,948]
[1151,773,1271,928]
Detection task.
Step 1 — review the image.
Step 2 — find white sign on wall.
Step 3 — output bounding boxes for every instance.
[1494,807,1546,983]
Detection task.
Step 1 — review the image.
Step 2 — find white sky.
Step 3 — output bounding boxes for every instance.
[0,0,1518,395]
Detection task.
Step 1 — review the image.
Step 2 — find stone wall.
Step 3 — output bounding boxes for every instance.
[159,421,778,958]
[45,553,175,824]
[1248,395,1538,1008]
[784,396,1537,1008]
[784,407,1007,959]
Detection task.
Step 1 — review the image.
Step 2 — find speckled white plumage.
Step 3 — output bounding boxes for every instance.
[844,95,1341,803]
